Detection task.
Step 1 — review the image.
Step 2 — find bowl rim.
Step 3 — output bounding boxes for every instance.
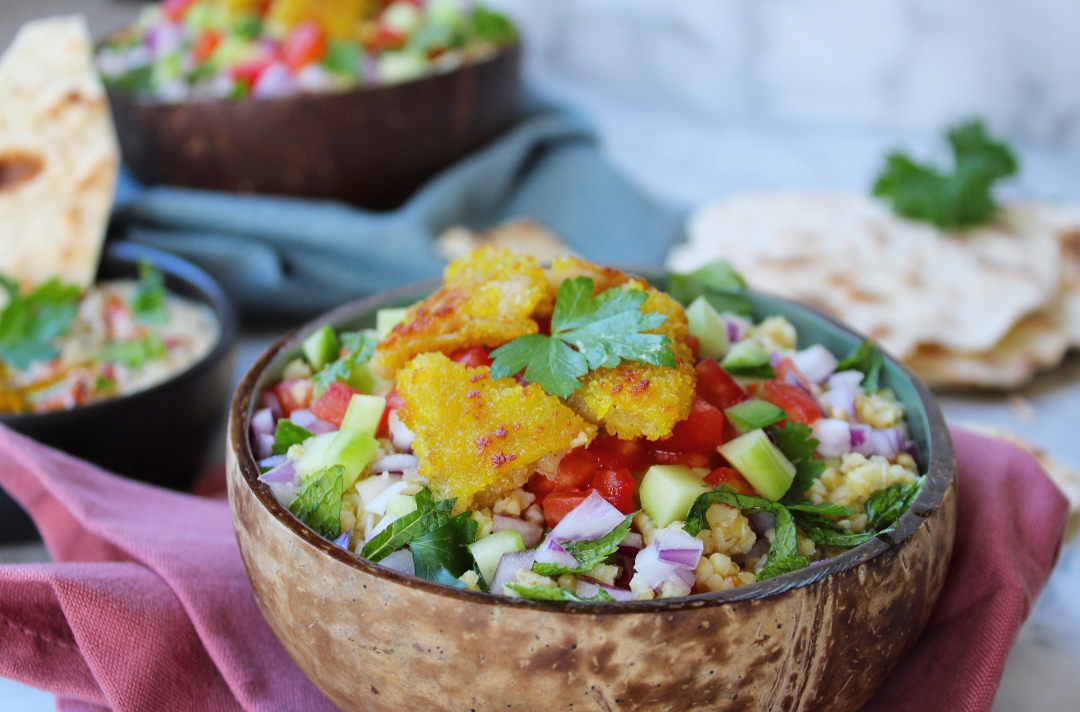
[229,275,955,615]
[104,40,521,110]
[0,241,238,428]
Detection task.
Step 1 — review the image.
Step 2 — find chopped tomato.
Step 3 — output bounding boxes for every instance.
[648,395,727,453]
[525,472,557,504]
[695,358,750,411]
[162,0,197,22]
[775,358,811,389]
[310,381,361,426]
[232,58,274,88]
[758,380,822,425]
[685,334,701,361]
[542,489,593,528]
[586,435,653,472]
[592,468,636,514]
[704,466,758,496]
[283,21,327,70]
[449,346,493,368]
[376,387,406,437]
[555,447,599,491]
[192,31,221,64]
[367,25,406,52]
[652,451,717,469]
[271,379,313,417]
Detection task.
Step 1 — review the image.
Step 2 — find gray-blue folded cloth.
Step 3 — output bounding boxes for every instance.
[112,94,685,319]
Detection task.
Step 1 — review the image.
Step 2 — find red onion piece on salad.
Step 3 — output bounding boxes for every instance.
[576,579,600,599]
[747,511,776,536]
[812,418,852,458]
[850,423,875,456]
[769,351,784,367]
[533,537,579,568]
[793,345,838,384]
[600,584,632,602]
[251,408,275,436]
[491,549,536,595]
[253,432,276,460]
[370,453,419,473]
[725,317,744,344]
[548,490,627,542]
[259,460,298,484]
[633,537,697,592]
[288,409,337,435]
[253,62,297,99]
[656,528,704,568]
[869,428,905,460]
[333,530,351,550]
[380,548,415,577]
[258,454,287,470]
[827,370,865,393]
[261,391,283,420]
[492,515,543,549]
[388,410,416,451]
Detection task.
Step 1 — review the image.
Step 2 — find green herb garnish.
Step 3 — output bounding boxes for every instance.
[360,488,454,562]
[98,334,167,369]
[873,120,1018,230]
[667,259,754,317]
[531,512,636,576]
[490,277,675,398]
[312,329,379,398]
[322,40,360,77]
[272,420,312,456]
[767,421,826,494]
[505,584,614,603]
[410,511,479,582]
[288,465,344,540]
[835,339,884,393]
[0,277,81,371]
[130,259,168,325]
[472,7,517,44]
[865,479,924,533]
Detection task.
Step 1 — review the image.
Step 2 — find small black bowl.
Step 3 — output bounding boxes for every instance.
[0,242,238,541]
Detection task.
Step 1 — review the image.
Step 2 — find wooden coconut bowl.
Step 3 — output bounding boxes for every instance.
[227,275,957,711]
[108,44,521,210]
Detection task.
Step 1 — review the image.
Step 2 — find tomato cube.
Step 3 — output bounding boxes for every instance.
[649,396,727,453]
[310,381,361,426]
[232,58,274,88]
[542,489,593,528]
[704,466,758,496]
[162,0,197,22]
[592,468,636,514]
[449,346,492,368]
[271,379,313,417]
[283,21,327,70]
[377,387,406,437]
[695,358,750,411]
[652,450,717,469]
[555,447,599,491]
[684,334,701,361]
[525,472,557,504]
[586,435,653,472]
[757,380,823,425]
[192,31,221,64]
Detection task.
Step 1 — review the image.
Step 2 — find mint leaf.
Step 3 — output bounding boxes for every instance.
[873,120,1018,230]
[490,277,675,398]
[757,554,809,581]
[784,502,856,517]
[0,278,81,370]
[272,420,313,456]
[360,488,453,562]
[505,583,613,603]
[865,479,924,533]
[288,465,344,540]
[531,512,636,576]
[410,511,478,581]
[99,334,167,369]
[767,421,826,495]
[836,340,884,392]
[667,260,754,317]
[791,510,876,548]
[130,259,168,325]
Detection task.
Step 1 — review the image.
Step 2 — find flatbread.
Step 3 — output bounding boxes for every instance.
[0,15,119,292]
[670,191,1063,360]
[435,220,576,264]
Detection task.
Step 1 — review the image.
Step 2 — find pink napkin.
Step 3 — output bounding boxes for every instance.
[0,424,1068,712]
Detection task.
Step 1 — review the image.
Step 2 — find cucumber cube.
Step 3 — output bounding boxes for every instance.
[296,430,379,490]
[302,325,340,371]
[376,308,409,338]
[686,296,730,360]
[340,394,387,437]
[724,398,786,435]
[718,429,795,501]
[468,529,525,585]
[721,340,769,370]
[639,465,711,528]
[385,493,418,519]
[346,361,394,395]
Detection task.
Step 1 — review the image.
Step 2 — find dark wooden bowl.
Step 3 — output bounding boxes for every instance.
[0,242,238,542]
[108,45,522,210]
[227,274,957,712]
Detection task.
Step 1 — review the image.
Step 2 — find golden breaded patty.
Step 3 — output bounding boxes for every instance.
[371,247,551,378]
[397,352,597,509]
[567,286,697,440]
[546,255,637,296]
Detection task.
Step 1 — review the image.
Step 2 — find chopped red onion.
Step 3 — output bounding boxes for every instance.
[493,515,543,549]
[490,549,536,595]
[620,532,644,549]
[600,584,632,602]
[576,579,600,599]
[333,530,351,550]
[253,432,275,460]
[827,370,865,393]
[261,391,283,420]
[769,351,783,367]
[370,453,419,473]
[850,424,875,456]
[869,428,905,460]
[380,548,415,577]
[819,383,856,422]
[251,408,275,436]
[904,440,921,468]
[266,480,298,507]
[258,460,298,484]
[548,490,627,542]
[747,511,776,535]
[258,455,287,470]
[724,318,743,343]
[656,528,704,569]
[792,345,838,384]
[252,62,297,99]
[633,538,697,591]
[388,410,415,451]
[812,418,852,458]
[289,409,336,435]
[533,537,578,568]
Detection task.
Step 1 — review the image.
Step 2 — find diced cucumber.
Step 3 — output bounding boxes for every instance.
[724,398,786,435]
[718,429,795,501]
[302,325,340,371]
[296,430,379,490]
[346,361,394,395]
[340,394,386,437]
[376,308,409,338]
[639,465,711,529]
[468,530,525,585]
[721,340,769,371]
[385,493,417,519]
[686,296,730,360]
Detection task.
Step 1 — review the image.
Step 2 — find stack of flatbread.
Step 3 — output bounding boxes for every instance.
[0,15,119,294]
[667,191,1080,389]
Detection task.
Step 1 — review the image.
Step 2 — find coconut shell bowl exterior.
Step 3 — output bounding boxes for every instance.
[108,44,521,211]
[227,275,957,712]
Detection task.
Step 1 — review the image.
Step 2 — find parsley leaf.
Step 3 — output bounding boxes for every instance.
[360,488,454,562]
[531,513,636,576]
[490,277,676,398]
[0,278,81,370]
[99,334,167,368]
[767,421,826,495]
[873,120,1018,230]
[410,511,479,582]
[835,340,884,393]
[130,259,168,325]
[667,260,754,317]
[312,329,379,398]
[865,480,924,533]
[288,465,344,540]
[272,420,312,456]
[505,584,613,603]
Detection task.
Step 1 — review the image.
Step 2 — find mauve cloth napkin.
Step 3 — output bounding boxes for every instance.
[0,425,1067,712]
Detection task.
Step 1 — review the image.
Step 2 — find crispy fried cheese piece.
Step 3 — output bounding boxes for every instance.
[397,352,597,510]
[371,247,552,378]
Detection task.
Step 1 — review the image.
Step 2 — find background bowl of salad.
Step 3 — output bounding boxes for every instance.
[226,268,956,712]
[98,0,522,210]
[0,242,237,542]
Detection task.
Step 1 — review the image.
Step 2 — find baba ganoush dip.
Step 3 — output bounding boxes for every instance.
[0,261,218,414]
